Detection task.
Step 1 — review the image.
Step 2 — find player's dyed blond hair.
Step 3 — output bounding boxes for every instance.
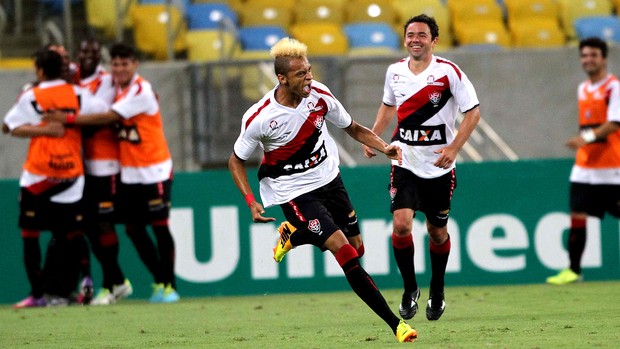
[270,37,308,76]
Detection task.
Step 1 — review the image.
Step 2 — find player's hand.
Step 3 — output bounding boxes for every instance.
[43,109,67,123]
[362,144,377,158]
[44,121,66,137]
[433,146,457,169]
[565,136,586,150]
[249,201,276,223]
[384,144,402,165]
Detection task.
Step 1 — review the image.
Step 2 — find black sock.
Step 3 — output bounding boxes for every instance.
[22,232,44,298]
[152,220,176,289]
[429,236,451,295]
[336,244,400,333]
[568,226,586,274]
[392,233,418,293]
[96,224,125,289]
[126,224,163,284]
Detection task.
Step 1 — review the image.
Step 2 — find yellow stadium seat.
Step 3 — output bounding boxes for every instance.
[392,0,453,49]
[130,4,187,60]
[290,23,348,56]
[294,0,345,25]
[504,0,560,31]
[510,18,566,48]
[185,29,237,62]
[85,0,136,39]
[238,3,294,29]
[449,0,504,24]
[556,0,613,39]
[345,0,398,24]
[454,20,511,47]
[0,57,34,70]
[232,50,276,101]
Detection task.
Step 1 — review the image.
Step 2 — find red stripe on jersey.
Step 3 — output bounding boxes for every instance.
[436,58,462,80]
[311,85,333,98]
[396,75,449,123]
[245,99,272,129]
[263,98,327,165]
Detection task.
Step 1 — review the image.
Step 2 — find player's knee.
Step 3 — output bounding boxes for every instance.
[427,210,450,228]
[346,212,361,237]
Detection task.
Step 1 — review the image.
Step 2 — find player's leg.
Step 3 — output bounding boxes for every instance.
[389,166,420,319]
[422,169,455,321]
[147,179,179,303]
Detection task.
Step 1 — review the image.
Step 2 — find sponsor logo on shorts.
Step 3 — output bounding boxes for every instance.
[390,187,397,201]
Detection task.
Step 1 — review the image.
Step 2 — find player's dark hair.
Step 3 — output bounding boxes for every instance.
[109,42,136,60]
[579,37,608,58]
[34,49,63,79]
[404,14,439,40]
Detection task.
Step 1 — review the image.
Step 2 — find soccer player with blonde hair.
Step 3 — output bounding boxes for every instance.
[229,37,417,342]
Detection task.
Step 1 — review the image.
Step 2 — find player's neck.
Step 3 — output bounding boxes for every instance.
[589,70,608,84]
[408,55,432,75]
[275,87,301,108]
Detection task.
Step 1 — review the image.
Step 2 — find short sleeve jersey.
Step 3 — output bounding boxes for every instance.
[233,80,352,207]
[383,55,479,178]
[570,74,620,184]
[111,74,172,184]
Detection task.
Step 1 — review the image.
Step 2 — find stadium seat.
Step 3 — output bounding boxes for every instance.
[238,3,294,29]
[231,50,276,101]
[504,0,561,37]
[391,0,453,49]
[290,23,348,56]
[510,19,566,48]
[454,20,511,48]
[574,15,620,43]
[185,3,238,30]
[557,0,613,40]
[238,26,288,51]
[85,0,136,39]
[343,23,400,53]
[192,0,246,13]
[345,0,398,24]
[185,29,237,62]
[294,0,345,25]
[130,4,188,60]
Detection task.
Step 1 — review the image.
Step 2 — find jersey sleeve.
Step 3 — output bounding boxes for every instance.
[111,81,159,119]
[382,65,397,106]
[3,90,41,130]
[320,84,353,129]
[606,79,620,123]
[233,111,262,161]
[451,68,480,113]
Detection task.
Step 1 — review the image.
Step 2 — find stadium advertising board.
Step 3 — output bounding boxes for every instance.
[1,159,618,302]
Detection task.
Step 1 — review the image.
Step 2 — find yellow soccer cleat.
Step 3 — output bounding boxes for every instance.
[546,268,582,285]
[395,319,418,343]
[273,221,296,262]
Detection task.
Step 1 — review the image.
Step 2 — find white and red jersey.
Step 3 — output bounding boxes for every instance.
[233,80,352,207]
[383,55,479,178]
[3,79,108,203]
[79,65,119,176]
[111,73,172,185]
[570,74,620,184]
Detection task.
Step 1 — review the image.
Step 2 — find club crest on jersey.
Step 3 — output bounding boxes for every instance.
[313,115,324,129]
[429,91,442,106]
[427,75,444,86]
[308,219,322,235]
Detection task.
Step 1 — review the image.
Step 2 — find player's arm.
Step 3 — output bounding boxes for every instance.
[566,121,620,149]
[228,152,275,223]
[363,103,396,158]
[8,121,65,138]
[434,105,481,169]
[43,109,121,126]
[345,120,402,165]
